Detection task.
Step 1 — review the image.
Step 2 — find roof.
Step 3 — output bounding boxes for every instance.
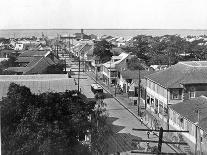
[25,57,55,74]
[146,61,207,88]
[102,52,129,68]
[19,50,50,57]
[121,70,154,80]
[170,96,207,132]
[16,57,35,63]
[111,48,125,56]
[7,67,29,73]
[91,83,102,90]
[79,43,93,54]
[8,57,56,75]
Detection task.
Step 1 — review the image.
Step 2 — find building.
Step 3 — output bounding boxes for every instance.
[101,52,129,85]
[7,50,59,75]
[144,61,207,154]
[14,43,24,50]
[169,96,207,154]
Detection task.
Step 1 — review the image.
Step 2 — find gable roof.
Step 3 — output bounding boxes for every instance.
[25,57,55,74]
[121,70,154,80]
[79,43,93,54]
[102,52,129,68]
[110,47,125,55]
[146,61,207,88]
[8,57,56,75]
[19,50,50,57]
[16,57,35,63]
[170,96,207,132]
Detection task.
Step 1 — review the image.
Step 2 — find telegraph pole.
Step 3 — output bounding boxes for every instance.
[138,68,141,116]
[132,128,189,154]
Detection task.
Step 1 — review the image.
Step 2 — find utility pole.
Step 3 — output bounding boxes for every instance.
[78,55,81,92]
[138,68,141,116]
[195,109,200,155]
[132,128,189,155]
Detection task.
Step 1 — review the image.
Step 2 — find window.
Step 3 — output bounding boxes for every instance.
[146,95,150,105]
[159,101,163,114]
[151,98,154,108]
[189,87,195,98]
[171,89,179,99]
[173,111,176,123]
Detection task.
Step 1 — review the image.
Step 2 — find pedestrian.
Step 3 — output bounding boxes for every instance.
[140,117,143,125]
[147,131,150,139]
[145,142,151,152]
[137,141,141,149]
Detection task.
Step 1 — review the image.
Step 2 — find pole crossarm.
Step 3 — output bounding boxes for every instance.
[71,61,85,62]
[132,128,189,133]
[131,151,186,155]
[132,139,188,145]
[73,78,88,79]
[70,68,85,69]
[71,71,85,72]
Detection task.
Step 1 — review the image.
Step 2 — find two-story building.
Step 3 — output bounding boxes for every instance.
[145,61,207,154]
[169,96,207,155]
[101,52,129,85]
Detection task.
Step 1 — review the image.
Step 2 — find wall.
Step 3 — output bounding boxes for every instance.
[183,84,207,101]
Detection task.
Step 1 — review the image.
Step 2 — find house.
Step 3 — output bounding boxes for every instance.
[14,43,24,50]
[144,61,207,153]
[0,49,19,58]
[169,96,207,154]
[101,52,130,85]
[7,50,59,75]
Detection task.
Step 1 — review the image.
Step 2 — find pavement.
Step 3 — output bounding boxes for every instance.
[66,57,179,155]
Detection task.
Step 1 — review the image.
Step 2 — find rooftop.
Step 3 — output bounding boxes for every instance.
[146,61,207,88]
[170,95,207,132]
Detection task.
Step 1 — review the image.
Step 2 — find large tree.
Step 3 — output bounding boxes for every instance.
[1,83,96,155]
[93,39,113,63]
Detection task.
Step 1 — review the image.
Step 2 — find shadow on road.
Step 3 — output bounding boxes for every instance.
[100,116,143,154]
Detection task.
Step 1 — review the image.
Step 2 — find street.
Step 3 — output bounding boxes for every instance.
[66,57,178,155]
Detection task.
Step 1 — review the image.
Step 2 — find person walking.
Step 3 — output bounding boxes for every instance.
[147,131,150,139]
[145,142,151,152]
[140,117,143,125]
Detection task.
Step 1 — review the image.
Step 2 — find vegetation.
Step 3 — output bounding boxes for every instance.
[1,83,110,155]
[91,93,111,154]
[123,35,207,66]
[93,39,113,63]
[0,55,17,75]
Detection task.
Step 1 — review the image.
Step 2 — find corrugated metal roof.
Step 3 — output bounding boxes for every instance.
[146,61,207,88]
[170,96,207,132]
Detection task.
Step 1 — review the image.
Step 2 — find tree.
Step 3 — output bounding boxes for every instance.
[93,39,113,63]
[123,35,152,63]
[1,55,17,68]
[91,93,112,154]
[1,83,96,155]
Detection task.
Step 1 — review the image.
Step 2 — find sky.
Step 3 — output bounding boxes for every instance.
[0,0,207,29]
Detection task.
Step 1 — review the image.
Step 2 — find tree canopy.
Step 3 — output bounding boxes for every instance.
[1,83,96,155]
[93,39,113,63]
[122,35,207,66]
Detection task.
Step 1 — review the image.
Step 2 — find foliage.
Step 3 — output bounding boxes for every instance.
[123,35,207,66]
[1,55,17,68]
[0,55,18,75]
[127,56,148,70]
[91,92,112,153]
[93,39,113,63]
[1,83,96,155]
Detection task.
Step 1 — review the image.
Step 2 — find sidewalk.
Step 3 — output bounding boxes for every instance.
[88,71,152,127]
[87,71,183,154]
